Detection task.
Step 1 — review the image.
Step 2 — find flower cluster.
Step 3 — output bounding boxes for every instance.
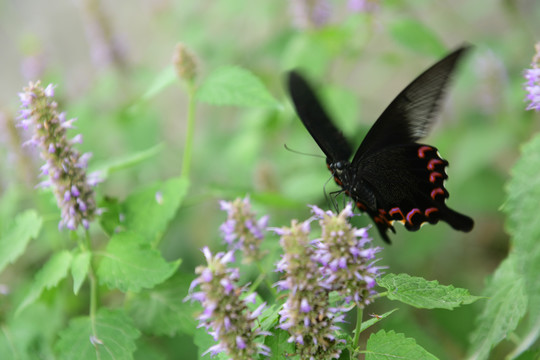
[524,42,540,112]
[348,0,380,13]
[186,247,270,359]
[172,43,198,84]
[274,220,345,360]
[289,0,332,29]
[311,204,382,307]
[17,81,98,230]
[219,197,268,263]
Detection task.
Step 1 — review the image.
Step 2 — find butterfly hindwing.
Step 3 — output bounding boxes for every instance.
[354,144,473,242]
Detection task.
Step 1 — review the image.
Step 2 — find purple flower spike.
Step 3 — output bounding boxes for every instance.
[274,219,345,360]
[311,203,382,308]
[16,81,98,231]
[185,247,270,359]
[524,42,540,112]
[219,197,268,263]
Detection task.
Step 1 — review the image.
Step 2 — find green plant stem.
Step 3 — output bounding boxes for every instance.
[353,305,363,349]
[181,81,197,179]
[82,230,99,345]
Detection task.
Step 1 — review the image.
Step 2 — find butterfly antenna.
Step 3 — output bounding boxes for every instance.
[283,144,325,158]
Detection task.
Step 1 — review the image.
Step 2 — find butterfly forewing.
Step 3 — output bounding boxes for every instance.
[352,46,470,164]
[288,71,353,162]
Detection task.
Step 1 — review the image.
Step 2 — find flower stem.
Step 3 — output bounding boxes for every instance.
[353,305,363,349]
[181,82,196,179]
[83,230,99,345]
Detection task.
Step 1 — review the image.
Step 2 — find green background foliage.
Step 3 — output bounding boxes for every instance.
[0,0,539,359]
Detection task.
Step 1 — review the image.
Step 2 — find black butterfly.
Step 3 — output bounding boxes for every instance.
[287,46,474,243]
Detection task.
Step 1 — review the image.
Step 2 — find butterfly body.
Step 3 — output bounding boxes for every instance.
[288,46,474,243]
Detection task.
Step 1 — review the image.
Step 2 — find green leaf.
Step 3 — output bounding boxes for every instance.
[377,273,480,310]
[389,19,446,56]
[504,134,540,330]
[71,251,91,294]
[360,309,399,333]
[90,143,165,182]
[196,66,279,108]
[56,309,140,360]
[467,255,527,360]
[365,330,438,360]
[16,250,73,315]
[266,328,295,360]
[97,232,180,292]
[0,210,43,274]
[128,272,196,336]
[139,66,176,103]
[100,176,189,244]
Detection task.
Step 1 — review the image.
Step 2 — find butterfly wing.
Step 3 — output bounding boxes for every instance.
[352,46,470,164]
[353,144,474,242]
[287,71,353,162]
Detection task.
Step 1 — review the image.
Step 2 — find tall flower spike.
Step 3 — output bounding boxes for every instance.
[273,220,344,360]
[186,247,270,359]
[311,204,382,308]
[524,42,540,112]
[219,197,268,263]
[17,81,98,230]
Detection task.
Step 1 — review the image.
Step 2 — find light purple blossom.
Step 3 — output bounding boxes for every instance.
[311,203,382,307]
[185,247,270,359]
[273,220,345,360]
[289,0,332,29]
[17,81,99,230]
[348,0,380,13]
[219,197,268,263]
[524,42,540,112]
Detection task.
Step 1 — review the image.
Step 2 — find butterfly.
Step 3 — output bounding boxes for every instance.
[287,46,474,243]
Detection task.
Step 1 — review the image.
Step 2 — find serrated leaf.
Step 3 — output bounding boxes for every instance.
[389,19,446,56]
[71,251,91,294]
[377,273,480,310]
[467,253,527,360]
[100,176,189,243]
[56,308,140,360]
[128,272,196,336]
[90,143,165,182]
[97,232,180,292]
[16,250,73,315]
[266,328,295,360]
[196,66,278,108]
[360,309,399,333]
[504,134,540,335]
[0,209,43,274]
[365,330,438,360]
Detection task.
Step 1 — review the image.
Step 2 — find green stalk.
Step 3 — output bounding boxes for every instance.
[353,305,363,349]
[82,230,99,348]
[181,81,197,179]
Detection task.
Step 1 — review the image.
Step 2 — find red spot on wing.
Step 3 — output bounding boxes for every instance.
[406,209,422,224]
[425,207,439,217]
[427,159,444,170]
[356,201,367,211]
[418,146,434,159]
[389,207,404,220]
[431,188,445,200]
[429,172,444,183]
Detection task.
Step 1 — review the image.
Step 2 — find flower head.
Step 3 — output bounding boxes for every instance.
[17,81,99,230]
[311,204,382,307]
[289,0,332,29]
[524,42,540,112]
[172,43,198,84]
[219,197,268,263]
[348,0,380,13]
[273,220,344,360]
[186,247,270,359]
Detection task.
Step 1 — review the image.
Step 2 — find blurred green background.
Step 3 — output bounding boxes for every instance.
[1,0,539,359]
